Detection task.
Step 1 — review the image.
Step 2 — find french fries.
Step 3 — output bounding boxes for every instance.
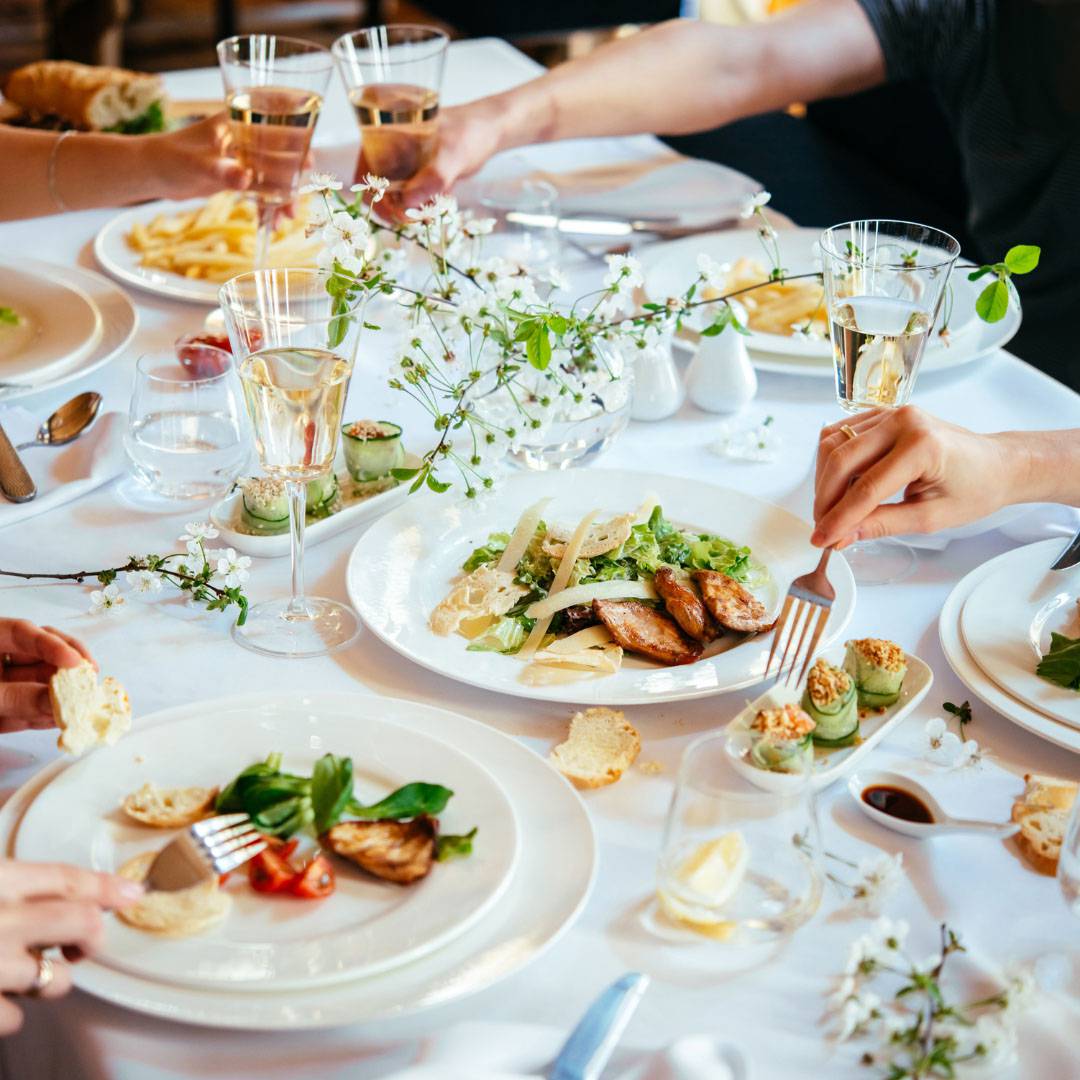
[126,192,321,282]
[703,257,828,338]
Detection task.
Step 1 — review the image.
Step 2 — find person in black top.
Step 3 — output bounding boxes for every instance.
[380,1,1079,391]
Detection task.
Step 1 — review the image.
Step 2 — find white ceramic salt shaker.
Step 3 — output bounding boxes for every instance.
[686,316,757,414]
[631,337,683,421]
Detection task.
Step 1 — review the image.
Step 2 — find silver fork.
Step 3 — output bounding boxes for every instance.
[764,547,836,687]
[144,814,267,892]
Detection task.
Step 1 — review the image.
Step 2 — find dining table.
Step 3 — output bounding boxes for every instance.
[1,34,1080,1080]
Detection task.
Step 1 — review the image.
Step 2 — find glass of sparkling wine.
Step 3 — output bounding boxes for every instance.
[332,25,449,189]
[218,269,366,658]
[217,35,334,268]
[819,220,960,585]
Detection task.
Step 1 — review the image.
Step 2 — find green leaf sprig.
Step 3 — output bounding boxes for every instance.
[968,245,1040,323]
[1036,632,1080,691]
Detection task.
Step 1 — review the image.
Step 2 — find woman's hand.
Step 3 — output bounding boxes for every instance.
[146,112,249,201]
[0,620,93,733]
[812,406,1015,548]
[0,860,142,1033]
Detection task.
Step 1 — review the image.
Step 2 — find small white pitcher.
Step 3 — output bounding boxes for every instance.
[686,306,757,414]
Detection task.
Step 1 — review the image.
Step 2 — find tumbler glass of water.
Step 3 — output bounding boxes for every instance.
[125,347,247,501]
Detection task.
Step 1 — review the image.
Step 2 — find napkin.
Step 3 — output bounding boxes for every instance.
[380,1021,748,1080]
[0,407,124,529]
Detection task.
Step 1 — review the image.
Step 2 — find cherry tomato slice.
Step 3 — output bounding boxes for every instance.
[247,848,296,893]
[291,855,335,900]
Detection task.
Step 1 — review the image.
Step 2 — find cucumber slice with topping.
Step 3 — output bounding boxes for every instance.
[843,638,907,709]
[239,477,289,534]
[306,473,339,519]
[750,733,813,773]
[342,420,404,481]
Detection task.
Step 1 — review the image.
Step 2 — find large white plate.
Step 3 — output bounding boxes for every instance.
[345,469,856,705]
[726,645,933,792]
[642,228,1019,377]
[0,266,101,383]
[16,700,518,991]
[0,692,596,1028]
[0,259,136,401]
[960,542,1080,728]
[939,541,1080,753]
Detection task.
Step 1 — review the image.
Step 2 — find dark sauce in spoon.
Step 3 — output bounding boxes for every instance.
[862,785,934,824]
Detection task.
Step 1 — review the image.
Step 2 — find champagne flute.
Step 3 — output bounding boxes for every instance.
[217,35,334,269]
[218,269,366,658]
[819,220,959,585]
[332,25,448,189]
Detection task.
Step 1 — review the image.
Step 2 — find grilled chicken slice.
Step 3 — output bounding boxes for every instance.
[693,570,775,634]
[654,566,719,644]
[592,598,703,666]
[324,816,436,885]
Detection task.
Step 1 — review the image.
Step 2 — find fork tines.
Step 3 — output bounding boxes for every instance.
[764,547,836,688]
[145,813,267,893]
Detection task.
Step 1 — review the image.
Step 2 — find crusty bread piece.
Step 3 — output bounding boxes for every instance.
[50,661,132,757]
[549,707,640,788]
[116,851,230,937]
[122,783,218,829]
[3,61,163,131]
[1012,773,1078,876]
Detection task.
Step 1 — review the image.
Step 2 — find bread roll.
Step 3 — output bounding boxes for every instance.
[3,61,163,131]
[549,706,641,788]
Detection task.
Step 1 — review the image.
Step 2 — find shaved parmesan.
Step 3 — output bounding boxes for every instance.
[521,643,624,685]
[496,497,551,575]
[546,624,614,654]
[429,566,527,636]
[524,578,657,621]
[519,508,598,658]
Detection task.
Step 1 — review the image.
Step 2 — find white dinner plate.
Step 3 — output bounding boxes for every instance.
[939,541,1080,753]
[0,692,595,1029]
[346,468,856,705]
[0,266,102,383]
[16,699,519,991]
[726,645,933,792]
[0,259,137,402]
[642,228,1019,377]
[960,542,1080,728]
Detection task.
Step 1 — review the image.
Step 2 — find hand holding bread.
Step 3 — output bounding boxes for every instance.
[0,620,93,731]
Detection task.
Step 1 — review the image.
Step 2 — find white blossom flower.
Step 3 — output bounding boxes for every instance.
[299,172,342,194]
[740,190,772,218]
[404,204,438,226]
[125,569,163,596]
[322,210,371,260]
[431,193,459,219]
[827,975,859,1010]
[922,716,962,766]
[1002,968,1037,1018]
[836,991,881,1041]
[845,917,909,974]
[350,174,390,202]
[179,522,219,544]
[215,548,252,589]
[851,852,904,915]
[603,253,644,293]
[89,582,125,616]
[953,737,985,769]
[542,266,571,292]
[462,216,496,238]
[696,253,729,288]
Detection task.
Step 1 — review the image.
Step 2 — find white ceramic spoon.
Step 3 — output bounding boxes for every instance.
[848,769,1020,839]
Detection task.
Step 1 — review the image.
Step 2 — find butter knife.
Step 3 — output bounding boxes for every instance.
[548,972,650,1080]
[0,421,35,502]
[1050,528,1080,571]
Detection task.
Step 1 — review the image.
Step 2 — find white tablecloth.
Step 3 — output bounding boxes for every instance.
[1,37,1079,1080]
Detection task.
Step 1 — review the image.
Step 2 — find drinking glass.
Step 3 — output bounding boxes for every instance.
[124,347,247,501]
[332,25,449,188]
[476,175,563,274]
[1058,797,1080,917]
[217,35,334,268]
[654,730,822,946]
[820,220,960,585]
[218,269,367,658]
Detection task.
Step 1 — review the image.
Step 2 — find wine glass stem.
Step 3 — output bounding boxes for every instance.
[254,198,275,270]
[286,479,307,619]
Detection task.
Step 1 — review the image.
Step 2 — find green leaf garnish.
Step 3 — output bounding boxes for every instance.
[436,827,477,861]
[975,279,1010,323]
[1004,245,1040,275]
[1036,632,1080,691]
[347,782,454,821]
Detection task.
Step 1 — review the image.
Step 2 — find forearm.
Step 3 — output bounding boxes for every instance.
[481,2,886,153]
[997,429,1080,507]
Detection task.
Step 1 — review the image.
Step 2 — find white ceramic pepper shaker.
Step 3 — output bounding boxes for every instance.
[685,317,757,414]
[631,336,683,421]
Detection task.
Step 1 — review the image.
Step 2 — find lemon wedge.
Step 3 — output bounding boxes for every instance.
[657,831,749,940]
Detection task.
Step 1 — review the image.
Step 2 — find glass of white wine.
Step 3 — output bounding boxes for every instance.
[332,25,448,190]
[217,35,334,268]
[218,269,366,658]
[820,220,960,585]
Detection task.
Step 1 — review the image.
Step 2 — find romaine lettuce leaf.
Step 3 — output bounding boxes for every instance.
[466,615,533,654]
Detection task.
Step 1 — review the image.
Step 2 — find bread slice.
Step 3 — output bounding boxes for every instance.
[1012,773,1078,876]
[123,783,218,829]
[549,707,640,788]
[116,851,231,937]
[50,661,132,757]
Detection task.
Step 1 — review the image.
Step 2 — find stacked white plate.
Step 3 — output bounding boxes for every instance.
[939,539,1080,752]
[0,692,596,1029]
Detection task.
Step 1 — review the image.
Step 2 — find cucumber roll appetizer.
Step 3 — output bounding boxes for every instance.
[748,703,816,773]
[803,658,859,747]
[238,477,289,534]
[342,420,404,482]
[843,638,907,709]
[306,472,339,519]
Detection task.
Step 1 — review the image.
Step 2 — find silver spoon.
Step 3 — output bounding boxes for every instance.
[15,392,102,451]
[849,769,1020,839]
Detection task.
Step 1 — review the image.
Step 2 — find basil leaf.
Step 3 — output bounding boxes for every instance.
[348,782,453,820]
[311,753,355,833]
[1036,632,1080,691]
[975,279,1010,323]
[436,827,477,861]
[1004,245,1040,275]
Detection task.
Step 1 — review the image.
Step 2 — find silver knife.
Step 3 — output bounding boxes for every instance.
[1051,528,1080,571]
[548,972,650,1080]
[506,211,677,237]
[0,421,36,502]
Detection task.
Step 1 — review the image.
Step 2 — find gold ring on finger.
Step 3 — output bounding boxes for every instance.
[840,424,858,442]
[27,952,53,997]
